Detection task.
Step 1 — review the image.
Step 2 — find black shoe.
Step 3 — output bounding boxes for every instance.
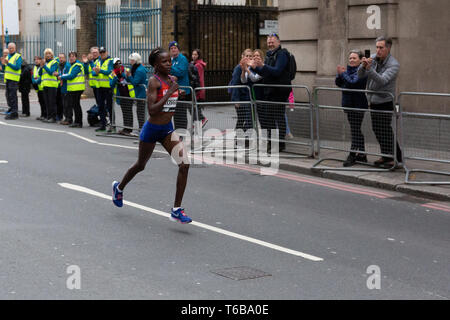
[44,118,57,123]
[355,154,368,163]
[69,123,82,128]
[5,113,18,120]
[343,154,356,167]
[20,113,30,118]
[374,157,396,168]
[95,127,106,132]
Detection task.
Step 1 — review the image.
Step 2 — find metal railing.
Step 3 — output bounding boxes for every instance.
[191,85,257,154]
[96,2,162,66]
[252,84,314,158]
[399,92,450,185]
[313,87,399,171]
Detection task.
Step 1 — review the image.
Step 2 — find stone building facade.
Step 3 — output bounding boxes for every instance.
[279,0,450,112]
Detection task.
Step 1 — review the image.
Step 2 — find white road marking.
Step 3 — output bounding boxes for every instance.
[0,121,167,154]
[0,160,8,164]
[58,182,324,262]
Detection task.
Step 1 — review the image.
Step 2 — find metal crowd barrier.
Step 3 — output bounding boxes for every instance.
[108,95,148,139]
[399,92,450,185]
[0,72,6,113]
[252,84,314,158]
[174,85,196,141]
[313,87,398,171]
[191,85,257,154]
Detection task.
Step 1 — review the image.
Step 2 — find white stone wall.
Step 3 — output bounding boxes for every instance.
[19,0,75,36]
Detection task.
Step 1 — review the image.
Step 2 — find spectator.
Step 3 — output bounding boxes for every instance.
[169,41,191,131]
[32,56,46,120]
[110,58,136,136]
[253,34,292,152]
[358,36,402,168]
[56,53,69,121]
[191,49,208,127]
[57,53,72,125]
[83,47,100,107]
[60,51,85,128]
[19,59,32,117]
[40,48,59,123]
[125,52,148,132]
[92,46,114,132]
[336,50,369,167]
[230,49,254,133]
[1,42,22,120]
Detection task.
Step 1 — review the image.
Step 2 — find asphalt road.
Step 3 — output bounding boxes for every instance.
[0,100,449,300]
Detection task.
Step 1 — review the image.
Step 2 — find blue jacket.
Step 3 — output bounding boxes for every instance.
[92,56,113,77]
[335,65,368,109]
[61,60,83,93]
[58,62,72,94]
[170,54,190,95]
[230,64,251,102]
[1,52,23,72]
[126,64,148,99]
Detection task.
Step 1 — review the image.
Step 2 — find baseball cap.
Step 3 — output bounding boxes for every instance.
[113,57,121,65]
[99,46,106,53]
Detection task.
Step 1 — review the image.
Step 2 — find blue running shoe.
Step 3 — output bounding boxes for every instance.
[170,208,192,224]
[112,181,123,207]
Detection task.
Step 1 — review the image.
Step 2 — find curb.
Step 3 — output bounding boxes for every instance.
[278,161,450,202]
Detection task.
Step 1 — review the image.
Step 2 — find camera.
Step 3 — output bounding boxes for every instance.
[365,49,371,59]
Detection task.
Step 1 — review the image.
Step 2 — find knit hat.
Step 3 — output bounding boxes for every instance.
[169,41,180,50]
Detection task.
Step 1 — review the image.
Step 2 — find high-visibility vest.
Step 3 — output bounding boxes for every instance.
[41,59,59,88]
[88,59,99,88]
[4,53,22,82]
[67,62,86,92]
[110,73,135,98]
[96,58,113,88]
[33,65,44,92]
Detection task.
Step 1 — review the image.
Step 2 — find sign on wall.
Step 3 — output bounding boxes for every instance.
[259,20,278,36]
[2,0,20,35]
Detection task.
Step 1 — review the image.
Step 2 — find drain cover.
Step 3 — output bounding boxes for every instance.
[211,266,271,281]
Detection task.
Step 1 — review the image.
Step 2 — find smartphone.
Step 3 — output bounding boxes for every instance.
[365,49,371,59]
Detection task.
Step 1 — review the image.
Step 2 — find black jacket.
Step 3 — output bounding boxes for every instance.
[255,46,291,101]
[19,64,33,93]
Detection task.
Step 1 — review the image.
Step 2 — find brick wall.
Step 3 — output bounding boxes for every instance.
[76,0,105,56]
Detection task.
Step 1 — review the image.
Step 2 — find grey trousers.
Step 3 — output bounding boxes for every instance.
[6,80,19,114]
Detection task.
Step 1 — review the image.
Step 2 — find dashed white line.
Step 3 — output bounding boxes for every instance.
[58,182,324,262]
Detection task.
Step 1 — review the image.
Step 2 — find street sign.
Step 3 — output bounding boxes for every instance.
[259,20,278,36]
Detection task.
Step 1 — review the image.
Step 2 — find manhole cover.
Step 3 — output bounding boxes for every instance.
[211,266,271,281]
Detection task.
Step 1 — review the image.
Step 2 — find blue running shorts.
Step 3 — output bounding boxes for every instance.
[139,121,174,144]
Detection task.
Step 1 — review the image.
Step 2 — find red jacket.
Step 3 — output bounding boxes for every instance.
[194,59,207,101]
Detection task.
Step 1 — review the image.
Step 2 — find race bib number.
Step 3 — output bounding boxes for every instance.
[162,89,179,112]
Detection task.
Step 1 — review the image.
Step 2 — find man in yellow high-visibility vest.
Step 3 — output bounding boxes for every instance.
[92,46,114,132]
[1,43,23,120]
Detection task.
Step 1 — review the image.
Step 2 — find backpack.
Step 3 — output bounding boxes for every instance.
[87,105,101,127]
[274,48,297,81]
[188,63,201,89]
